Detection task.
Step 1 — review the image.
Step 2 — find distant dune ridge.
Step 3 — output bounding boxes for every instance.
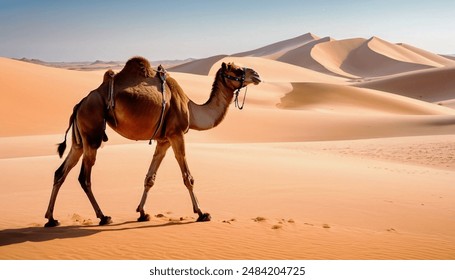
[1,32,455,260]
[170,32,455,78]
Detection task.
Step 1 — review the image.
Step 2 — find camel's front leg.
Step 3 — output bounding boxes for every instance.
[136,140,171,221]
[169,134,211,222]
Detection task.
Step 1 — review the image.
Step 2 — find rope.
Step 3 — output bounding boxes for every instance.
[234,86,247,110]
[107,72,118,127]
[149,65,167,145]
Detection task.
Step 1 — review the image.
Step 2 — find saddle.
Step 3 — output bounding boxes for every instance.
[104,64,168,144]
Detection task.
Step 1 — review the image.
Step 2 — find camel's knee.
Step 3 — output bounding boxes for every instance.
[83,154,97,167]
[144,173,156,190]
[183,172,194,190]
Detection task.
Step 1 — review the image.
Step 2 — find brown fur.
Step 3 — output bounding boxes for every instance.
[117,56,154,78]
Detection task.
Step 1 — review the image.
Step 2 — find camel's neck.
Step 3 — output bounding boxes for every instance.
[188,73,235,131]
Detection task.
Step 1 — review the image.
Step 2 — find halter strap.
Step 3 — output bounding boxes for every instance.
[221,67,246,85]
[222,67,247,110]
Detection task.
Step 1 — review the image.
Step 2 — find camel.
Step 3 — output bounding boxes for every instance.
[44,56,261,227]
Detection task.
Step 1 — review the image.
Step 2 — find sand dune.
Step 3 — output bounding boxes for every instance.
[442,54,455,61]
[338,37,433,78]
[367,37,448,68]
[168,54,227,75]
[0,57,100,136]
[277,36,335,75]
[357,66,455,102]
[399,43,455,67]
[177,34,454,81]
[278,82,455,115]
[1,140,454,260]
[170,33,319,75]
[232,32,319,59]
[439,99,455,109]
[1,32,455,260]
[314,36,454,79]
[309,38,366,78]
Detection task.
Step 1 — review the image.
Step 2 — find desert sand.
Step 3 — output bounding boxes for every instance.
[1,33,455,260]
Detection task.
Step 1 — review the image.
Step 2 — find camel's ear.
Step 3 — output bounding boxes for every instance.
[222,62,227,71]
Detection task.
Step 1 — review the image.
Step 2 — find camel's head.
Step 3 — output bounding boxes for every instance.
[221,62,261,89]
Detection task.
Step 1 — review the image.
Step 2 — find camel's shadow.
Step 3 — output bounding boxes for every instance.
[0,220,194,247]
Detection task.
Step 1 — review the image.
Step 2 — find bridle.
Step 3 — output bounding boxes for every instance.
[221,67,248,110]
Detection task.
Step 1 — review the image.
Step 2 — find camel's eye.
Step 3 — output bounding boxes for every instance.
[234,68,244,76]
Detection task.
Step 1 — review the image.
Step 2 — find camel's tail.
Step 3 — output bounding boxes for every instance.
[57,102,82,158]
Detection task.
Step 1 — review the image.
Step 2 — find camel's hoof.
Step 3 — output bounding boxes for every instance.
[99,216,112,226]
[196,213,211,222]
[44,219,60,227]
[137,213,151,222]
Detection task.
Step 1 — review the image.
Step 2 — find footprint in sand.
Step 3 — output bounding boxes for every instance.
[272,218,296,229]
[155,212,192,222]
[251,217,296,229]
[252,216,267,222]
[168,216,193,222]
[70,213,93,226]
[222,218,236,224]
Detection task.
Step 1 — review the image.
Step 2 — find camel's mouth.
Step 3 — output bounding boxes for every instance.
[251,75,261,85]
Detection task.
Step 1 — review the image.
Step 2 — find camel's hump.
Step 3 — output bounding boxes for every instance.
[118,56,154,78]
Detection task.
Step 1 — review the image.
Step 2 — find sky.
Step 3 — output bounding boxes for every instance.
[0,0,454,61]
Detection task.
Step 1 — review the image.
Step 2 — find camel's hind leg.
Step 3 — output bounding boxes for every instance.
[78,144,112,225]
[45,145,83,227]
[136,140,171,221]
[169,134,211,222]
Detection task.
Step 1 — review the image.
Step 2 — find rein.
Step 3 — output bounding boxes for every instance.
[222,67,247,110]
[149,65,167,145]
[107,71,118,126]
[234,86,247,110]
